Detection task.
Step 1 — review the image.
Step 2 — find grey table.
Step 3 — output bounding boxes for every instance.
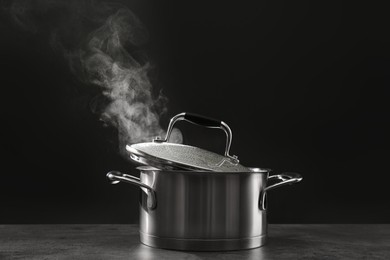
[0,225,389,259]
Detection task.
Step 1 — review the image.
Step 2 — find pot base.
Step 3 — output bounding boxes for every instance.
[139,231,267,251]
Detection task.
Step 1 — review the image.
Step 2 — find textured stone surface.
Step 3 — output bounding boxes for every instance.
[0,224,389,259]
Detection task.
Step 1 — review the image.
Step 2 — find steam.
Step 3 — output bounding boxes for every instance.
[77,8,176,150]
[4,0,182,155]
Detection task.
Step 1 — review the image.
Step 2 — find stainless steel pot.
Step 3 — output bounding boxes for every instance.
[107,167,302,251]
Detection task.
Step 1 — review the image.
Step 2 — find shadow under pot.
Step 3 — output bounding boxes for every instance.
[107,167,302,251]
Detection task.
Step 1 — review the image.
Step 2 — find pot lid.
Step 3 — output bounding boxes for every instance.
[126,112,249,172]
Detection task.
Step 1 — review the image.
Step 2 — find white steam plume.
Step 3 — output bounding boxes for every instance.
[4,0,182,155]
[77,8,182,153]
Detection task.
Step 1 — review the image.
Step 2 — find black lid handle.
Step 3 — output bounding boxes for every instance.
[183,112,222,128]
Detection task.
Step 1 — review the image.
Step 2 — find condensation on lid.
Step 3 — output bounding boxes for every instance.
[126,142,249,172]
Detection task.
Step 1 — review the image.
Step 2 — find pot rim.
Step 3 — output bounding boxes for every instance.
[136,166,270,174]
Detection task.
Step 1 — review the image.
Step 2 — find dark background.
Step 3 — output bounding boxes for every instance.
[1,0,389,223]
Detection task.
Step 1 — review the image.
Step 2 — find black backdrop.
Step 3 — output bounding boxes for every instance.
[1,0,389,224]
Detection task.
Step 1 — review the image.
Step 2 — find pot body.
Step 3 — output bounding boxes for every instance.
[138,167,269,251]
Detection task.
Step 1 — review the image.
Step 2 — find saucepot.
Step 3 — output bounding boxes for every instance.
[107,167,302,251]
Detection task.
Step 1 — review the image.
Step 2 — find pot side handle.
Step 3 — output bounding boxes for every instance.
[106,171,156,209]
[265,172,303,192]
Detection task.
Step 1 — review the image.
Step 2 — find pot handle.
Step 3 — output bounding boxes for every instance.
[153,112,239,164]
[106,171,156,209]
[259,172,302,210]
[265,172,303,192]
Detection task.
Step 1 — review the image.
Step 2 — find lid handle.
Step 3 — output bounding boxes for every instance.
[183,112,221,128]
[154,112,239,163]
